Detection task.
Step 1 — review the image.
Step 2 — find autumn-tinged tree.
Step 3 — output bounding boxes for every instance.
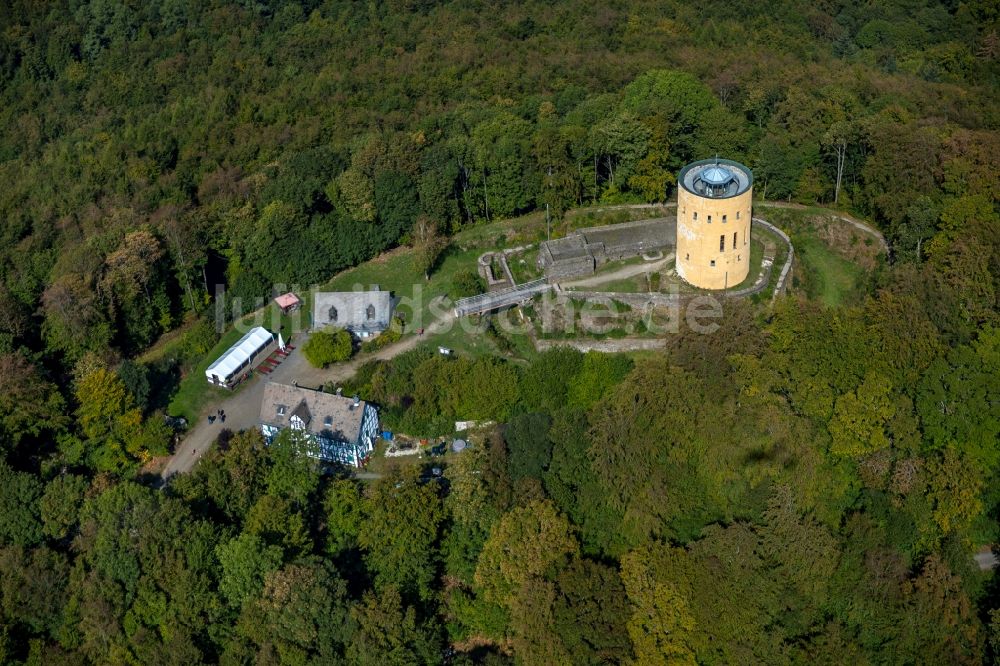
[99,229,171,349]
[627,116,674,201]
[892,555,983,663]
[924,450,983,537]
[42,273,111,359]
[236,560,354,662]
[99,230,164,305]
[474,500,577,607]
[411,216,448,281]
[74,365,153,470]
[332,167,377,223]
[828,373,895,457]
[620,547,698,665]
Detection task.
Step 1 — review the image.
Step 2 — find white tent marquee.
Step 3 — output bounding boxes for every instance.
[205,327,276,387]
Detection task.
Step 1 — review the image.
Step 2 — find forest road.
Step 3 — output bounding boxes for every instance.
[160,307,454,481]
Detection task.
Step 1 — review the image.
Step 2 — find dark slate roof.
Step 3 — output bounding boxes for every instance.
[260,382,368,444]
[313,288,394,332]
[290,400,312,428]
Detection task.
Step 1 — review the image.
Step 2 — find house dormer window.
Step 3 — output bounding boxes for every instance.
[366,304,375,321]
[324,416,333,427]
[328,306,338,322]
[276,405,286,416]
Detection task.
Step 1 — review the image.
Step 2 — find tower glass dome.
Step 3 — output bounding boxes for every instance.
[700,166,735,186]
[679,158,752,199]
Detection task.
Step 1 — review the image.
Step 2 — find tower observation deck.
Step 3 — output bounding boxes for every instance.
[675,158,754,290]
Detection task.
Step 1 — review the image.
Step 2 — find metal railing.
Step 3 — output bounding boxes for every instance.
[454,278,553,317]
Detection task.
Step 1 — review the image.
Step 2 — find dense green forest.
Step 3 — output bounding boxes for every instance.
[0,0,998,663]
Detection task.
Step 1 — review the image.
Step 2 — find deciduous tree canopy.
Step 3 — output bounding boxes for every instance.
[0,0,997,663]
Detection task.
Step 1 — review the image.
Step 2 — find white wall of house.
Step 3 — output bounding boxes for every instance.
[358,404,379,458]
[259,403,379,468]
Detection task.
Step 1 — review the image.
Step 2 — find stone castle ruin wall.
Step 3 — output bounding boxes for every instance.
[538,217,676,282]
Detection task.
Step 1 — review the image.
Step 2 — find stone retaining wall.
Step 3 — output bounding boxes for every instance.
[751,217,794,299]
[535,337,665,353]
[560,291,681,308]
[540,216,675,282]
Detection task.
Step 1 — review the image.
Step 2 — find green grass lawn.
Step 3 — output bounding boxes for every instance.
[321,242,541,359]
[166,298,312,423]
[752,205,880,306]
[507,252,542,284]
[323,244,483,333]
[792,233,866,307]
[729,236,767,291]
[764,232,791,300]
[160,202,879,423]
[562,255,663,294]
[164,238,529,424]
[583,276,647,293]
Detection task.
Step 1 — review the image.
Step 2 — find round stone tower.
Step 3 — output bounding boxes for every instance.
[676,158,753,290]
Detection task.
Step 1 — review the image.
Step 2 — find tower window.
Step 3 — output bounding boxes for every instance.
[685,253,689,261]
[723,214,727,223]
[693,212,697,221]
[719,235,725,252]
[708,215,712,223]
[738,254,741,261]
[736,211,740,220]
[733,232,737,249]
[710,260,716,267]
